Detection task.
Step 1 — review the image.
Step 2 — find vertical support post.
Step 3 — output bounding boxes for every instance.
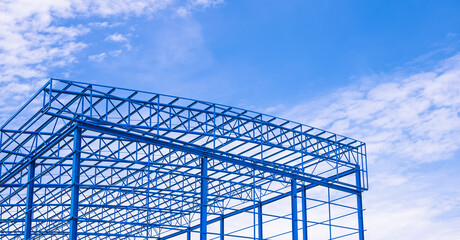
[24,160,35,240]
[70,127,81,240]
[291,179,298,240]
[200,157,208,240]
[187,227,191,240]
[301,186,308,240]
[49,79,52,108]
[89,85,93,118]
[220,216,224,240]
[356,168,365,240]
[328,188,332,240]
[258,203,263,240]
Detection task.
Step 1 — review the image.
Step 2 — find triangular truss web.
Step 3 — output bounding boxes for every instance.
[0,79,367,240]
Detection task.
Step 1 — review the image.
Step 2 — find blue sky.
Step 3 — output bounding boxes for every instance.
[62,0,460,107]
[1,0,459,239]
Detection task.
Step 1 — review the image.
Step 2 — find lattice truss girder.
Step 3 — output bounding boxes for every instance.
[0,79,368,240]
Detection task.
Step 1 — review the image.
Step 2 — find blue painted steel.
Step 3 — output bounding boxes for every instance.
[291,179,299,240]
[70,127,81,240]
[78,121,360,195]
[201,157,208,240]
[301,186,308,240]
[258,204,263,240]
[0,79,368,240]
[328,188,332,239]
[161,169,357,240]
[356,167,365,240]
[220,216,224,240]
[24,160,35,240]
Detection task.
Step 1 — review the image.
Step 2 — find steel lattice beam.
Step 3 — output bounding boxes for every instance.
[0,79,368,240]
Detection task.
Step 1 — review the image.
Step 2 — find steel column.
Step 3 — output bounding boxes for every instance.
[69,127,81,240]
[301,186,308,240]
[356,168,365,240]
[200,157,208,240]
[291,179,298,240]
[220,216,224,240]
[328,188,332,239]
[258,204,263,240]
[24,160,35,240]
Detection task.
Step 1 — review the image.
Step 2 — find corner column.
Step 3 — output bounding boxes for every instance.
[356,168,365,240]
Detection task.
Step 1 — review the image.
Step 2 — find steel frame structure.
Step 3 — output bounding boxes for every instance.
[0,79,368,240]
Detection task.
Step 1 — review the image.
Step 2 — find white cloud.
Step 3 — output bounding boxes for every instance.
[105,33,128,42]
[88,50,123,62]
[110,50,122,56]
[88,21,123,28]
[0,0,178,83]
[153,19,212,68]
[285,54,460,164]
[281,53,460,240]
[176,7,190,18]
[88,52,107,62]
[0,0,222,123]
[175,0,223,17]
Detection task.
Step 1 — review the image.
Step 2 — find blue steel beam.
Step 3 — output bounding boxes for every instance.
[0,79,367,240]
[34,92,362,202]
[0,162,360,239]
[44,85,360,149]
[43,83,365,170]
[47,125,356,227]
[41,107,359,183]
[137,167,358,240]
[0,82,84,170]
[0,123,76,187]
[78,121,360,195]
[4,182,366,238]
[1,163,362,238]
[3,79,364,190]
[13,121,352,226]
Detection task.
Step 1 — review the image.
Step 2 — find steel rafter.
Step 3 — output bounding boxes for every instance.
[0,79,368,240]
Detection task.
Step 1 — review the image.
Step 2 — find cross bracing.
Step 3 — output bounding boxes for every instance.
[0,79,368,240]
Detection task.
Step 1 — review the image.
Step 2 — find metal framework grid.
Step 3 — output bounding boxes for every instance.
[0,79,368,240]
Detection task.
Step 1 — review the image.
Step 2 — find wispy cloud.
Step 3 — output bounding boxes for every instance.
[0,0,222,124]
[153,19,212,68]
[285,54,460,164]
[88,52,107,63]
[105,33,128,42]
[176,0,224,17]
[281,53,460,239]
[88,50,123,63]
